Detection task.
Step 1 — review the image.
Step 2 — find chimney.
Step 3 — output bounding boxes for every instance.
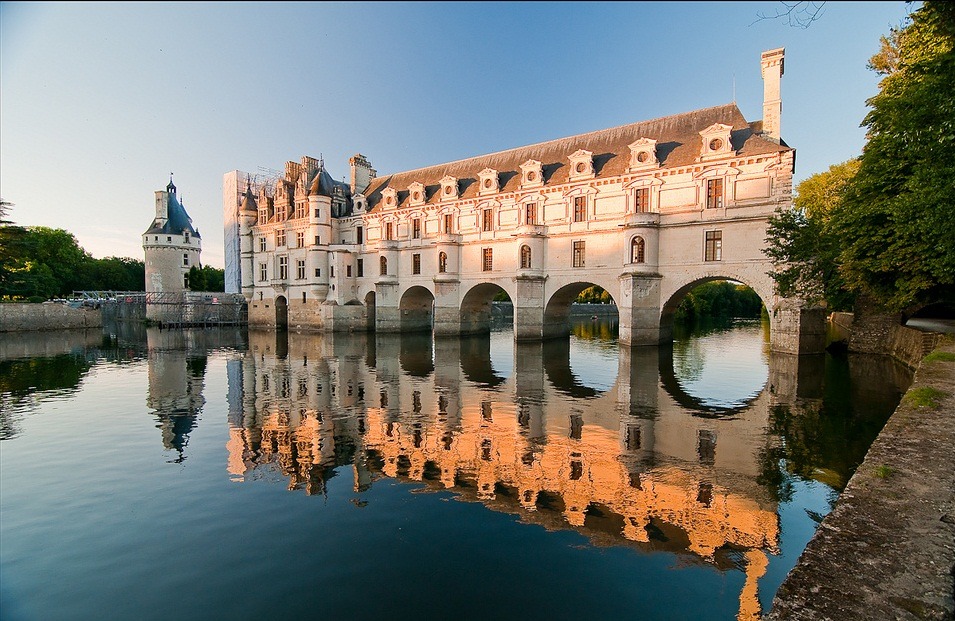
[350,154,376,194]
[154,190,168,225]
[760,47,785,144]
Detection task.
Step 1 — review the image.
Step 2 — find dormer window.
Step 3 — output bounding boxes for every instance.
[568,150,594,181]
[440,176,458,200]
[520,160,543,189]
[479,168,499,195]
[381,188,398,209]
[353,193,366,212]
[409,182,426,207]
[699,123,733,160]
[628,138,658,170]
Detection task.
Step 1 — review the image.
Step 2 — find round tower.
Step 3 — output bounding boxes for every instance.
[143,176,202,294]
[237,177,258,301]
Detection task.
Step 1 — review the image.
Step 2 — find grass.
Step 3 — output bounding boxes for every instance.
[904,387,948,408]
[874,464,894,479]
[924,351,955,363]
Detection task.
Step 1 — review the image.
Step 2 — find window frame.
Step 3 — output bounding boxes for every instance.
[573,240,586,267]
[704,230,722,261]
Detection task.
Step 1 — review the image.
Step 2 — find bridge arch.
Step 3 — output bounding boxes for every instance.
[459,281,516,335]
[274,295,288,330]
[543,281,619,339]
[364,290,376,331]
[398,286,435,333]
[659,271,772,344]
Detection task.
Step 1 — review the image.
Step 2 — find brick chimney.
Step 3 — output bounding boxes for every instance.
[761,48,785,144]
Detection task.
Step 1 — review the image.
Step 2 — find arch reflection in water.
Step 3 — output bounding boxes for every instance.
[227,327,782,620]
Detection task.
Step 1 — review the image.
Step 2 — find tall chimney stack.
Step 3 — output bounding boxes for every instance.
[350,154,376,195]
[760,48,785,144]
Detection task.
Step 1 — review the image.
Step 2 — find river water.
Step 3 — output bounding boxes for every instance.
[0,318,913,620]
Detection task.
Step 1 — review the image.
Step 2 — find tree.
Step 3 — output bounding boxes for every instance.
[765,2,955,313]
[0,199,30,299]
[187,265,224,292]
[764,160,860,311]
[832,1,955,311]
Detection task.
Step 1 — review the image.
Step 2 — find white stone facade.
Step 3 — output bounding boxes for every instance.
[223,48,822,353]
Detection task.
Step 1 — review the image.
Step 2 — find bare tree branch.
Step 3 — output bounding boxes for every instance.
[752,1,827,28]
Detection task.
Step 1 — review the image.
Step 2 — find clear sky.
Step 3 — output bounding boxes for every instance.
[1,1,916,269]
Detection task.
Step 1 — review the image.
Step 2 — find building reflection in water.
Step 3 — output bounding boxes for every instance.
[145,327,246,463]
[226,328,798,620]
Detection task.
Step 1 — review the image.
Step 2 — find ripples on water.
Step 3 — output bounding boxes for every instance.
[0,319,912,621]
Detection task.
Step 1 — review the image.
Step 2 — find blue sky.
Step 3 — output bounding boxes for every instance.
[1,1,916,268]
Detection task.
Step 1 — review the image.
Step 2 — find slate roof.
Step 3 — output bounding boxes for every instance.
[144,181,200,237]
[363,103,791,213]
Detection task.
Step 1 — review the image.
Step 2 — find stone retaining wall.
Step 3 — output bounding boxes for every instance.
[0,303,102,332]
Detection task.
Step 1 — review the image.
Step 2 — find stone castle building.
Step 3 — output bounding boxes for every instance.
[223,47,821,352]
[144,177,201,294]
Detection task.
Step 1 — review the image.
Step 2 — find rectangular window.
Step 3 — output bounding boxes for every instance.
[314,235,320,246]
[704,230,722,261]
[296,231,304,248]
[329,265,335,278]
[706,178,723,209]
[259,263,267,282]
[259,211,267,225]
[412,219,421,239]
[635,188,649,212]
[278,256,288,280]
[314,268,321,278]
[525,203,536,225]
[184,231,190,243]
[259,237,266,252]
[443,213,453,234]
[385,222,393,241]
[183,253,189,266]
[482,248,493,272]
[357,258,364,277]
[412,253,421,275]
[573,196,587,222]
[482,209,493,232]
[356,226,363,244]
[276,230,286,247]
[295,203,305,219]
[346,264,352,277]
[296,260,305,280]
[573,240,585,267]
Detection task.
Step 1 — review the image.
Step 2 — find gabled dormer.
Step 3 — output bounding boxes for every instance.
[520,160,543,189]
[628,138,658,171]
[568,149,594,181]
[440,175,459,201]
[380,187,399,210]
[353,193,367,213]
[699,123,734,160]
[479,168,499,195]
[408,182,426,207]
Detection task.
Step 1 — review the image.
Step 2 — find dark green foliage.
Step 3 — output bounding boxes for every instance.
[0,207,146,299]
[575,285,613,304]
[674,281,764,323]
[187,265,225,292]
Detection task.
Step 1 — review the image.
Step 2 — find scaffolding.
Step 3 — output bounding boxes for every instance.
[84,291,248,328]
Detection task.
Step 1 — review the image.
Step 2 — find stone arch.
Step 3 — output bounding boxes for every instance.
[364,290,376,331]
[460,282,515,336]
[543,281,619,339]
[399,285,435,333]
[659,272,771,343]
[274,295,288,329]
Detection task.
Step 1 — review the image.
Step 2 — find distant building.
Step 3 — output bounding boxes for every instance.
[143,177,201,293]
[223,47,821,353]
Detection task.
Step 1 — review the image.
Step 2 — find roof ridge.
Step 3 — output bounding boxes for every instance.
[376,103,740,179]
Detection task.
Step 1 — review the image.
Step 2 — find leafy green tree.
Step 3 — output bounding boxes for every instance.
[764,160,860,311]
[22,227,92,295]
[0,199,31,299]
[832,2,955,311]
[187,265,224,292]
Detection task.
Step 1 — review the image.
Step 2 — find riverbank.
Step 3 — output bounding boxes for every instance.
[766,336,955,620]
[0,302,102,332]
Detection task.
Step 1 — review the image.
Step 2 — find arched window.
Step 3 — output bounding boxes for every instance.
[438,251,448,273]
[631,236,645,263]
[379,256,388,276]
[520,245,532,269]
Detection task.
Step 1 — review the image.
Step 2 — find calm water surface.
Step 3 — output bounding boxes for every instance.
[0,318,913,621]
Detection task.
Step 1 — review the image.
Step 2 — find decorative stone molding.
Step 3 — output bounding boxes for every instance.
[380,188,398,209]
[478,168,499,195]
[699,124,734,160]
[439,176,459,201]
[568,149,595,181]
[628,138,658,171]
[408,182,426,207]
[520,160,544,189]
